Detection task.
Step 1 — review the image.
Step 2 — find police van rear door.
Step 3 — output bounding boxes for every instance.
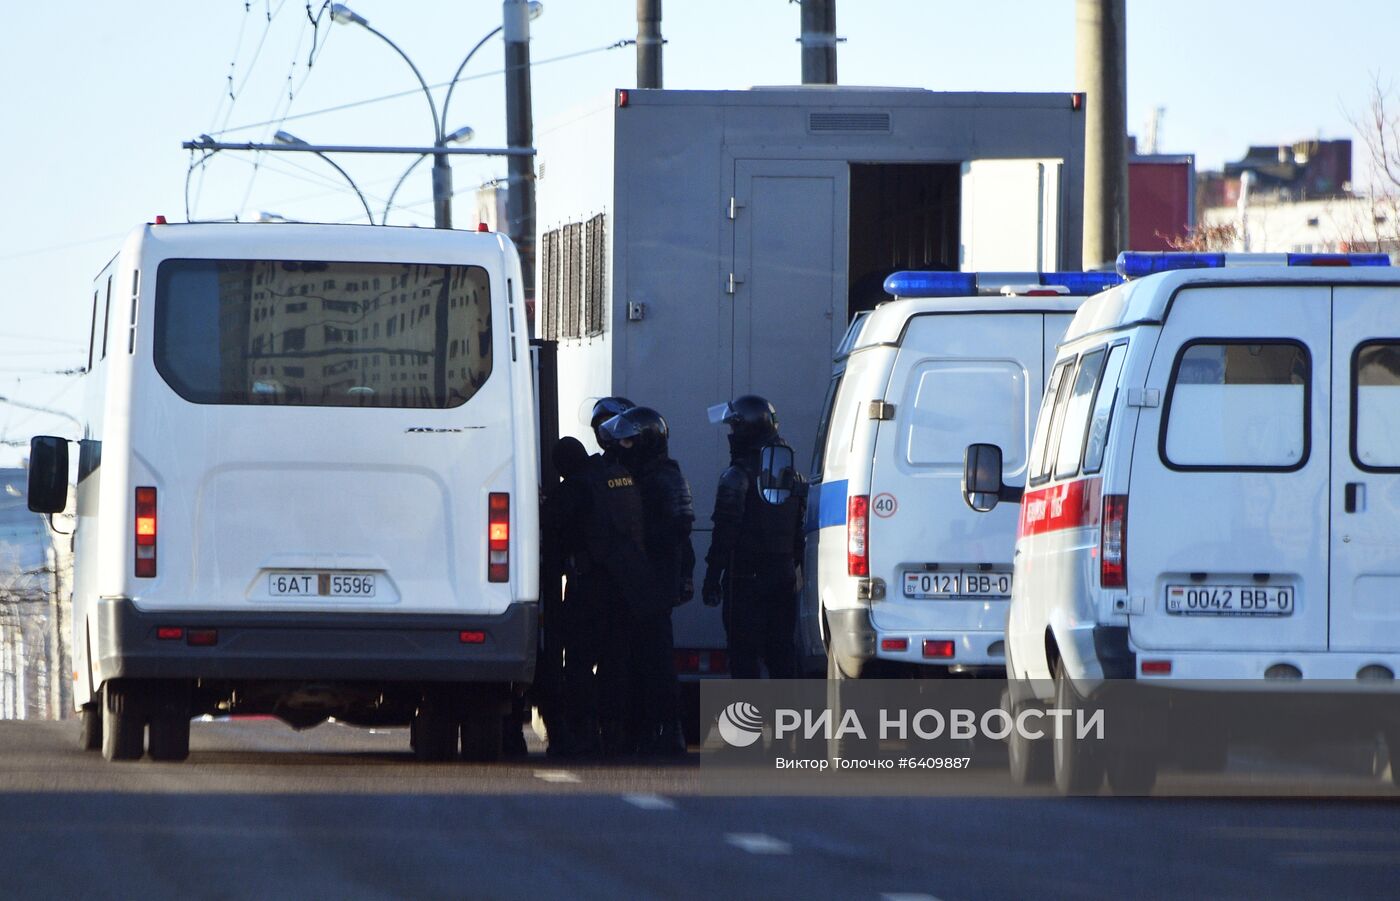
[867,312,1045,633]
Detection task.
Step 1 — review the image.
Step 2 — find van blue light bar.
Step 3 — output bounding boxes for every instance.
[1116,253,1225,278]
[1118,251,1392,279]
[884,271,976,297]
[1285,252,1390,267]
[884,270,1123,298]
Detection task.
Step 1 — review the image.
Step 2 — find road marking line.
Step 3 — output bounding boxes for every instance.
[623,793,676,810]
[725,833,791,855]
[882,894,942,901]
[533,769,581,784]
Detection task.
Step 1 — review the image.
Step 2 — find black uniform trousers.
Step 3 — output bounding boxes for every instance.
[723,562,798,680]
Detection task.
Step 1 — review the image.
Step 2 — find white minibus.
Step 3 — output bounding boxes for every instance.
[29,221,539,763]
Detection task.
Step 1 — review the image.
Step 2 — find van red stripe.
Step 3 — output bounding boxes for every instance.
[1018,477,1102,538]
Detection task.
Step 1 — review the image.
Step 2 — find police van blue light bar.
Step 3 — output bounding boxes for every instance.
[884,270,1122,298]
[1117,251,1391,279]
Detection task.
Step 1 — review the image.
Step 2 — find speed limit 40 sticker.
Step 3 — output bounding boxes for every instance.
[872,492,898,518]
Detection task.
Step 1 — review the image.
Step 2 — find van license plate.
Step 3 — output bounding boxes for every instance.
[1166,585,1292,616]
[268,573,377,598]
[903,571,1012,599]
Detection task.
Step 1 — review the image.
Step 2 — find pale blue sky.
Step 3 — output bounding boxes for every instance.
[0,0,1395,460]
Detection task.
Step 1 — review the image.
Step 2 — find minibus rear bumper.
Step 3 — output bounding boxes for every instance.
[94,597,537,684]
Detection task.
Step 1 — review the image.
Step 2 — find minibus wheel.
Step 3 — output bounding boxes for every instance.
[78,702,102,751]
[412,698,460,763]
[101,681,146,762]
[1052,663,1104,795]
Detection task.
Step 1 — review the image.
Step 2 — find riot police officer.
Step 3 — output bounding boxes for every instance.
[599,406,695,756]
[702,395,806,680]
[590,396,635,463]
[541,434,647,757]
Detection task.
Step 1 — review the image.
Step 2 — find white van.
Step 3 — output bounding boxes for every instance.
[28,221,539,763]
[962,251,1400,792]
[803,270,1122,681]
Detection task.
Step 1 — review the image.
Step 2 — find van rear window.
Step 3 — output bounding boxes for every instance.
[154,259,492,409]
[1162,341,1308,470]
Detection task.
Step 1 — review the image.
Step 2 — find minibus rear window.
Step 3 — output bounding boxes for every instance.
[1162,341,1309,470]
[810,374,842,479]
[153,259,492,409]
[1354,341,1400,470]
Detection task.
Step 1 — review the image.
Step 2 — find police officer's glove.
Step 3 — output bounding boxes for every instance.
[702,570,723,607]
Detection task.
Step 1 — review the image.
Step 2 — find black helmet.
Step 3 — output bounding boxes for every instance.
[610,406,669,459]
[590,396,635,430]
[716,394,778,444]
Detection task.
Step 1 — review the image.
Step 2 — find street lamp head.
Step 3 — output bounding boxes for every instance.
[444,125,476,145]
[527,1,544,20]
[329,3,368,27]
[272,130,309,147]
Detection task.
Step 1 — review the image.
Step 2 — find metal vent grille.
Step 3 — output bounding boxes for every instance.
[561,222,583,339]
[808,111,891,134]
[540,228,560,341]
[584,213,606,337]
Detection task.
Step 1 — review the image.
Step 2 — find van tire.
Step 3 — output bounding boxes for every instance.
[101,681,145,762]
[461,713,504,763]
[1003,688,1051,785]
[1052,663,1103,795]
[78,702,102,751]
[149,713,191,762]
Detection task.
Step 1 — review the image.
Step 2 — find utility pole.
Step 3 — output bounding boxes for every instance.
[637,0,663,89]
[800,0,837,85]
[504,0,537,304]
[1076,0,1128,269]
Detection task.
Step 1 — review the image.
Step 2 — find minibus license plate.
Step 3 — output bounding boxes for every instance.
[904,571,1011,599]
[1166,585,1292,616]
[269,573,376,598]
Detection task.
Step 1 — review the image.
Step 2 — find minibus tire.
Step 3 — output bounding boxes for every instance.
[1003,688,1051,785]
[461,713,504,763]
[1052,663,1103,795]
[101,681,145,762]
[412,708,459,763]
[78,703,102,751]
[148,712,191,762]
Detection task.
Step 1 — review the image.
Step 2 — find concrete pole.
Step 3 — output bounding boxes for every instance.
[637,0,663,89]
[1075,0,1128,268]
[800,0,837,85]
[504,0,537,303]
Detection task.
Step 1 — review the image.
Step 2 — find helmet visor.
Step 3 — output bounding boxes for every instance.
[598,413,643,443]
[707,401,738,426]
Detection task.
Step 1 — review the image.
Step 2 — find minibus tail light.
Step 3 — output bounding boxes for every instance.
[847,495,869,576]
[488,492,509,582]
[1101,494,1127,589]
[135,487,157,578]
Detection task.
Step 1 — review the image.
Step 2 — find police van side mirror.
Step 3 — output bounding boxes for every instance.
[28,436,69,514]
[758,444,796,505]
[962,442,1022,513]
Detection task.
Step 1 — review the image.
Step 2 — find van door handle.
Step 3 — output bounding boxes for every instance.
[1345,482,1362,514]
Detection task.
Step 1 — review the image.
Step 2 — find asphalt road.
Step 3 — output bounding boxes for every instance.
[1,719,1397,900]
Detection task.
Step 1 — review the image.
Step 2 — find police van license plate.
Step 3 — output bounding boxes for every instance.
[903,571,1012,599]
[269,572,376,598]
[1166,584,1292,616]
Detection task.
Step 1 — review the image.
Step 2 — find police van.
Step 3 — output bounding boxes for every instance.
[27,221,539,763]
[962,251,1400,792]
[803,270,1121,681]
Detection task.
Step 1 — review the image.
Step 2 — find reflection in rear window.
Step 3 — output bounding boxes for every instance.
[154,259,491,408]
[1163,342,1308,469]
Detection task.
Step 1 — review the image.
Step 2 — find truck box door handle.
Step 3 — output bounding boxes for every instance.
[1345,482,1362,514]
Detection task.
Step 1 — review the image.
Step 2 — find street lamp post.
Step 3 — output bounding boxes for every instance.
[330,2,542,229]
[272,130,375,224]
